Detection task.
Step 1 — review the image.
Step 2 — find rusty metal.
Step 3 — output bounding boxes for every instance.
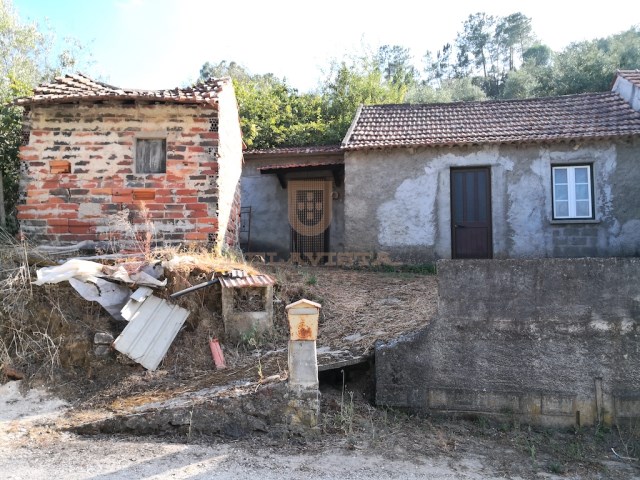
[169,277,220,299]
[296,320,313,340]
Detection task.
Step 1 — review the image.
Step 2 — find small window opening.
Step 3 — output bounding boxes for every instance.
[136,139,166,173]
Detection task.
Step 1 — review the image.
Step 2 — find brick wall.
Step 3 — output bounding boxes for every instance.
[17,101,233,248]
[224,182,241,248]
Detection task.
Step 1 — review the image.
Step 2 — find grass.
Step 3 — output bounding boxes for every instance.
[365,263,437,275]
[0,229,62,379]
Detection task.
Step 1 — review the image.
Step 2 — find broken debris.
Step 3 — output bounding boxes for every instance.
[114,292,190,371]
[209,338,226,369]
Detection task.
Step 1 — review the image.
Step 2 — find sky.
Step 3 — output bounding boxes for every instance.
[11,0,640,92]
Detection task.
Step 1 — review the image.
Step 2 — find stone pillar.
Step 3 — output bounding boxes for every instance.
[285,299,321,433]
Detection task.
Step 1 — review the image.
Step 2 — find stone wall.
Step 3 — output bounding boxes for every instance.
[376,258,640,427]
[344,140,640,262]
[75,379,318,439]
[17,97,242,250]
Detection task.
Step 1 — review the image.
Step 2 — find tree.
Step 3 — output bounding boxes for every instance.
[456,13,496,79]
[321,52,407,143]
[199,60,328,149]
[0,1,48,231]
[423,43,454,86]
[550,27,640,95]
[376,45,418,87]
[501,44,554,99]
[453,12,535,98]
[0,0,89,232]
[495,13,533,71]
[406,77,487,103]
[198,60,251,83]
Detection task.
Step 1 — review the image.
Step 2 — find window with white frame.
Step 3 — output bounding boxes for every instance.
[552,165,593,219]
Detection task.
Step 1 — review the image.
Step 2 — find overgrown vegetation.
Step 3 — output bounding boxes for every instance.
[199,15,640,149]
[0,0,91,233]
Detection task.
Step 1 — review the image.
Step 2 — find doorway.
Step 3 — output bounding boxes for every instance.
[288,179,332,257]
[450,167,492,259]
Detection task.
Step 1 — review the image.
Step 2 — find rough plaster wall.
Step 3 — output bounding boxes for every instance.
[376,258,640,426]
[241,170,290,256]
[613,77,640,112]
[216,84,244,251]
[241,157,345,258]
[345,141,640,261]
[345,146,513,260]
[607,141,640,256]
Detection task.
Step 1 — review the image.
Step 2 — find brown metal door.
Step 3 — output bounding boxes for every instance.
[451,167,492,259]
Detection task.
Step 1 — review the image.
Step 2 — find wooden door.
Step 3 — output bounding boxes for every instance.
[450,168,492,259]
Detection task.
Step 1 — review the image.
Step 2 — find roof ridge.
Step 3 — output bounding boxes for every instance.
[361,91,618,110]
[16,73,230,106]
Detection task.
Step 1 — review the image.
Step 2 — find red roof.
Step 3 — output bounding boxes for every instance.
[342,92,640,150]
[15,73,229,106]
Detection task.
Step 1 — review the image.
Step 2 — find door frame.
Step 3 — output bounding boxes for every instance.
[450,166,493,259]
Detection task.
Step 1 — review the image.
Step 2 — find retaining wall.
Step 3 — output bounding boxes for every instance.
[376,258,640,427]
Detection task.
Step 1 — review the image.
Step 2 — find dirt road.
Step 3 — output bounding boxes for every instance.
[0,381,538,480]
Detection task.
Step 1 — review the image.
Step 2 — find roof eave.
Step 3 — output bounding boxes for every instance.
[244,149,344,160]
[14,96,218,107]
[343,133,640,151]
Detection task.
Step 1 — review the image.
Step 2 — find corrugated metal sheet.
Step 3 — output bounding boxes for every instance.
[114,294,190,371]
[219,274,275,289]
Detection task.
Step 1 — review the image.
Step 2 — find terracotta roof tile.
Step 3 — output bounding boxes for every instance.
[244,145,343,157]
[617,69,640,87]
[15,73,229,106]
[342,92,640,150]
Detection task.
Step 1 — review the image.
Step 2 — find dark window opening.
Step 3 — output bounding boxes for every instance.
[136,139,166,173]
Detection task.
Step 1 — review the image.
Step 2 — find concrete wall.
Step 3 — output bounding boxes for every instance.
[613,76,640,112]
[376,258,640,427]
[344,140,640,263]
[241,155,344,259]
[18,98,240,251]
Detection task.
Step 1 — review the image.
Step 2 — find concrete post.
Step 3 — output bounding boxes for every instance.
[285,299,321,433]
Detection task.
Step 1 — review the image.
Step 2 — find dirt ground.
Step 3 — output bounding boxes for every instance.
[2,380,639,479]
[1,257,639,479]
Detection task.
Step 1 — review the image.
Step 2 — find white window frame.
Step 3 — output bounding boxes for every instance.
[552,165,593,219]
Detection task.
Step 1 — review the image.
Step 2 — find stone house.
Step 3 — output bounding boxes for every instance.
[243,71,640,263]
[16,74,243,250]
